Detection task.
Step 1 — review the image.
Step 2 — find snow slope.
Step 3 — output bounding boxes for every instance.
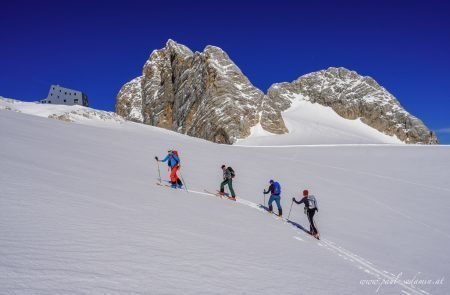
[1,106,449,294]
[237,96,403,146]
[0,96,124,127]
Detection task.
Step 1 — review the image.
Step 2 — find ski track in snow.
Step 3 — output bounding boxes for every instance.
[309,172,450,240]
[173,186,430,295]
[233,147,450,240]
[288,158,450,240]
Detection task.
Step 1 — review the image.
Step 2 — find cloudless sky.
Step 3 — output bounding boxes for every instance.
[1,0,449,143]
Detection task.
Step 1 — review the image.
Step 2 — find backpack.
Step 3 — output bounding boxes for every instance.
[227,167,235,178]
[273,182,281,195]
[307,195,317,210]
[168,150,180,166]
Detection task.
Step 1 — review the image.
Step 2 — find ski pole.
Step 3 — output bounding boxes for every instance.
[287,199,294,221]
[155,156,161,184]
[179,171,188,192]
[263,192,266,206]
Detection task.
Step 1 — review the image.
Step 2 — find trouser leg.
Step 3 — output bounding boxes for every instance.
[220,179,228,193]
[307,209,318,235]
[274,195,282,215]
[227,178,235,197]
[170,166,179,184]
[268,195,274,211]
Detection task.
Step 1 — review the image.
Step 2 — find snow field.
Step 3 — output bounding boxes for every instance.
[1,106,449,294]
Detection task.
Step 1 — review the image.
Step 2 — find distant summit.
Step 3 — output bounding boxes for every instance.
[116,40,435,144]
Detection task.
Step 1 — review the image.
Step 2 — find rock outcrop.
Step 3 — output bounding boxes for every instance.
[267,67,432,143]
[116,41,434,144]
[117,40,264,143]
[116,77,143,123]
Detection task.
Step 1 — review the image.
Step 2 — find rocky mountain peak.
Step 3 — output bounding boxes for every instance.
[117,40,264,144]
[267,66,432,143]
[165,39,193,57]
[116,42,435,144]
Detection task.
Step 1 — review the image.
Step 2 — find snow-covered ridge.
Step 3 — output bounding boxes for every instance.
[0,96,124,127]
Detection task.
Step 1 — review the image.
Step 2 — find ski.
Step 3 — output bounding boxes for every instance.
[306,232,320,240]
[203,190,236,201]
[285,219,320,240]
[203,189,223,198]
[156,182,182,189]
[215,190,237,201]
[258,204,283,218]
[216,190,230,197]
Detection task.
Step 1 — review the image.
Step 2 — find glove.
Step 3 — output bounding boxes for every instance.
[292,197,295,202]
[155,156,159,161]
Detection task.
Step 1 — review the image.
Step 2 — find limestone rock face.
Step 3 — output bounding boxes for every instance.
[267,67,432,143]
[116,41,434,144]
[117,40,264,144]
[116,76,143,123]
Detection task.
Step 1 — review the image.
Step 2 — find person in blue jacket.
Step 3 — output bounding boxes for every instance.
[156,150,182,188]
[263,180,282,217]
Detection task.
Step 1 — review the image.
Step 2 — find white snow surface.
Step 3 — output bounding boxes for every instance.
[0,96,124,127]
[1,103,450,294]
[237,96,403,146]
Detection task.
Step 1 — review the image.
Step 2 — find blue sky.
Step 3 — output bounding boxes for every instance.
[1,0,449,143]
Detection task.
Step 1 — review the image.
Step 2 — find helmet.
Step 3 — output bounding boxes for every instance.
[269,179,274,184]
[303,189,309,196]
[221,165,226,169]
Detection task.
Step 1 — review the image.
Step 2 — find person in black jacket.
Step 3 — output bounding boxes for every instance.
[293,189,319,239]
